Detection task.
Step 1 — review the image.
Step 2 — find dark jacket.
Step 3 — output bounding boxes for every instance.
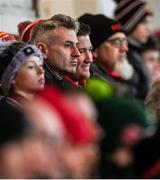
[90,63,116,82]
[90,63,137,97]
[127,38,150,100]
[44,62,80,91]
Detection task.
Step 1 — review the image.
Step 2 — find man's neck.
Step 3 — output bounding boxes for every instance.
[44,62,64,80]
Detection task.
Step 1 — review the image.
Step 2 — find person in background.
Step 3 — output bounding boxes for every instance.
[35,85,101,178]
[78,13,128,83]
[0,102,54,178]
[84,77,155,178]
[68,22,93,87]
[142,37,160,85]
[114,0,153,100]
[133,81,160,178]
[0,42,45,107]
[30,14,81,90]
[24,91,67,178]
[78,14,137,96]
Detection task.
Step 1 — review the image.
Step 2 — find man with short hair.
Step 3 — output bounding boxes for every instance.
[30,14,80,89]
[68,22,93,86]
[78,14,128,83]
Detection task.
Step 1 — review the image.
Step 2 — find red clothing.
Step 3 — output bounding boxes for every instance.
[106,70,123,81]
[64,76,81,88]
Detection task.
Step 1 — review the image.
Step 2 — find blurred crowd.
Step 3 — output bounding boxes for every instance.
[0,0,160,178]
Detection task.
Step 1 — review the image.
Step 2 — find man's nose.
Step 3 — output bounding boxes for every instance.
[85,51,93,63]
[72,46,80,58]
[119,43,128,52]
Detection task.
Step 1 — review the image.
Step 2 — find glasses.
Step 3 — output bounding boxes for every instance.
[107,38,128,48]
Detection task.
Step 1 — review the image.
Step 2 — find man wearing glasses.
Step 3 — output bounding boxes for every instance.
[78,14,130,84]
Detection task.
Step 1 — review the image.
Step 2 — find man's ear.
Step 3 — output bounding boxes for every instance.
[36,42,48,59]
[92,48,98,59]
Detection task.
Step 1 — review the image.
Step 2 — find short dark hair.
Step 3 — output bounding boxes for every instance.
[31,14,79,44]
[143,36,160,52]
[51,14,79,32]
[77,22,90,36]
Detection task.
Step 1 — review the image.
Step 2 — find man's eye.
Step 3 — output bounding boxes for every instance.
[114,40,121,46]
[79,49,85,53]
[89,47,93,52]
[64,44,71,48]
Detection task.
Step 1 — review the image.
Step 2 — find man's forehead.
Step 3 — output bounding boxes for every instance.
[53,27,77,37]
[53,27,78,43]
[77,35,90,41]
[77,35,92,46]
[109,32,126,39]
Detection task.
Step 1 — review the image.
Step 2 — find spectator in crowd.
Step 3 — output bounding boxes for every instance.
[133,81,160,178]
[35,85,101,178]
[78,13,128,83]
[0,42,44,106]
[142,37,160,85]
[30,14,81,90]
[78,14,137,96]
[114,0,153,100]
[96,97,155,178]
[68,22,93,87]
[0,102,54,178]
[24,91,67,178]
[84,77,155,178]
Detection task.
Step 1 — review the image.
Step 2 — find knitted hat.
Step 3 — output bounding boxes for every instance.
[78,13,124,49]
[114,0,153,34]
[0,42,43,91]
[18,19,44,42]
[36,85,99,145]
[95,96,155,153]
[0,31,16,42]
[17,20,32,37]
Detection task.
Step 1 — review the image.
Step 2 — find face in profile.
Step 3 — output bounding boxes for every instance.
[143,49,160,82]
[12,56,45,93]
[93,32,128,71]
[130,16,152,43]
[43,27,80,75]
[75,35,93,80]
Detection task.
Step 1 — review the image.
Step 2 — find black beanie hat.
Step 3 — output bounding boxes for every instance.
[114,0,153,34]
[78,13,124,49]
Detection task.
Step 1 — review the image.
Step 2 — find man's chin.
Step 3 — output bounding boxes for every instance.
[79,73,90,80]
[65,68,77,75]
